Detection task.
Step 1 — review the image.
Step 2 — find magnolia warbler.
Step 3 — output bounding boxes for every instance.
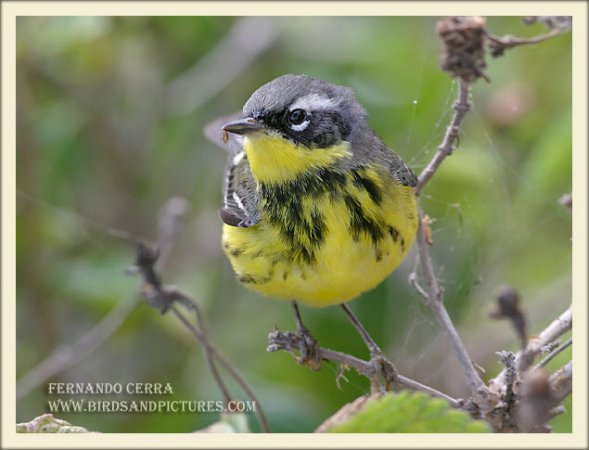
[207,74,418,359]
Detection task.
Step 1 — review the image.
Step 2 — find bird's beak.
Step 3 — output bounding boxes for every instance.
[222,118,265,135]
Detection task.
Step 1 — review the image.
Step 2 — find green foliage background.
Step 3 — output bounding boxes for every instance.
[16,16,572,433]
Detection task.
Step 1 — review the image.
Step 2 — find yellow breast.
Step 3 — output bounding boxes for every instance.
[222,166,418,307]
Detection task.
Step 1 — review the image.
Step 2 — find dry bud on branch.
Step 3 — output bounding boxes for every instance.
[489,285,528,350]
[437,16,489,82]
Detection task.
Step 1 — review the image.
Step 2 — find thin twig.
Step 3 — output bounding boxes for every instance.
[411,77,491,408]
[136,249,271,433]
[155,197,189,273]
[268,330,462,408]
[170,288,272,433]
[489,305,572,390]
[341,304,382,356]
[206,344,272,434]
[169,288,233,408]
[397,375,463,408]
[171,300,271,433]
[408,272,428,300]
[408,15,572,428]
[544,405,566,422]
[430,290,490,405]
[415,78,471,196]
[16,296,139,401]
[414,208,490,406]
[16,198,189,402]
[486,28,565,57]
[168,305,232,406]
[517,305,572,372]
[533,338,572,372]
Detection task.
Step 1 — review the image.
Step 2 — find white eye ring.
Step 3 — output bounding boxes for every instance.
[290,119,310,132]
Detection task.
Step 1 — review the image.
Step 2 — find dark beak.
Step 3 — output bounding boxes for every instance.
[222,118,265,135]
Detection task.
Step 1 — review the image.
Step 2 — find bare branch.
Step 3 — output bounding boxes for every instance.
[487,28,566,57]
[268,329,462,408]
[135,244,271,433]
[410,75,490,409]
[518,306,572,372]
[544,405,566,423]
[409,18,573,421]
[155,197,189,272]
[522,16,572,31]
[496,351,517,409]
[16,197,188,401]
[415,79,471,196]
[413,208,491,409]
[16,296,138,401]
[167,287,276,429]
[168,305,232,406]
[489,305,572,390]
[397,375,462,408]
[408,272,428,300]
[533,338,572,372]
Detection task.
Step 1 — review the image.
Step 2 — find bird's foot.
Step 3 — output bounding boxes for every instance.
[368,353,398,394]
[267,326,321,370]
[294,325,321,370]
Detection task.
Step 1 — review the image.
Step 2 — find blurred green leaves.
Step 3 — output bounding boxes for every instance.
[16,16,571,432]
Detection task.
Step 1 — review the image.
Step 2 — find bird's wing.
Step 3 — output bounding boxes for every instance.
[205,114,261,228]
[219,150,261,227]
[353,128,418,188]
[389,152,418,187]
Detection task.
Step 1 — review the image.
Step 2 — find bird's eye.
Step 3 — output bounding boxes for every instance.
[288,109,307,125]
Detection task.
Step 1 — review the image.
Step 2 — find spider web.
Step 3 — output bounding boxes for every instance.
[387,48,572,396]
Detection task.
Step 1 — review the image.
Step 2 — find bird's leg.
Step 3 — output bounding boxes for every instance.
[266,301,320,369]
[340,303,397,392]
[291,300,321,370]
[340,303,382,357]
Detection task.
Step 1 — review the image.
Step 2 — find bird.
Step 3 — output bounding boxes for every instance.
[206,74,418,365]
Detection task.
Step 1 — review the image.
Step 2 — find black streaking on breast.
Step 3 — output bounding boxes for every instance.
[344,194,385,245]
[387,225,399,242]
[238,274,270,285]
[375,247,383,262]
[351,169,383,205]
